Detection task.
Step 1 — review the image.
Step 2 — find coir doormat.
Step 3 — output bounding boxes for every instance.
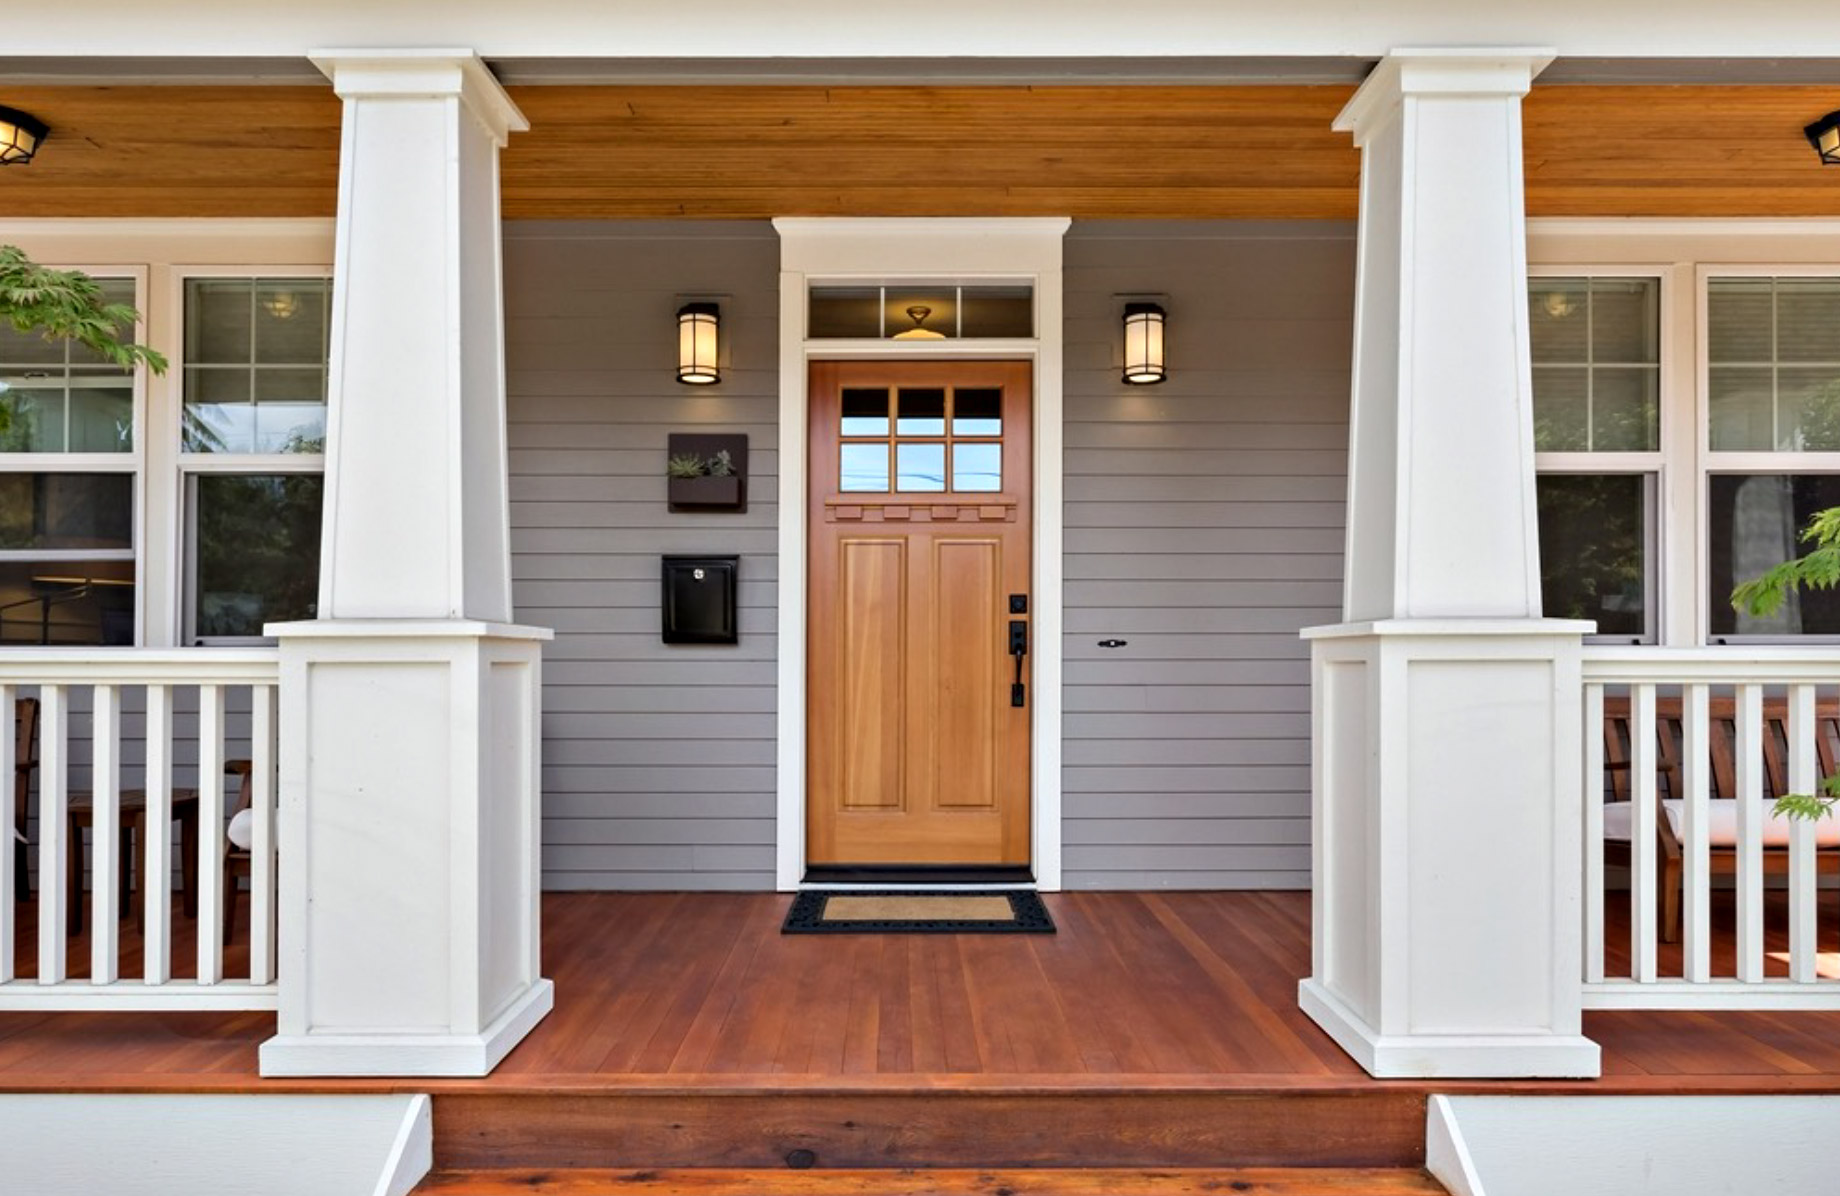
[782,890,1056,934]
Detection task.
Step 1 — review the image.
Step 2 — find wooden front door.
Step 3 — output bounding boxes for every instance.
[808,361,1033,867]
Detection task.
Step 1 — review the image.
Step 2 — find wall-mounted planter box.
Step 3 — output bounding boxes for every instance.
[667,433,749,513]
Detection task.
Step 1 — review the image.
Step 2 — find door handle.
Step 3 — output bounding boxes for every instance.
[1009,619,1028,708]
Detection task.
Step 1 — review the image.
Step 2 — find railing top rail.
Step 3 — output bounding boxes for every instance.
[0,647,278,685]
[1583,646,1840,684]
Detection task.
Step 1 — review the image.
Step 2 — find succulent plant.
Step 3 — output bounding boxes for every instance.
[707,449,735,477]
[667,452,708,479]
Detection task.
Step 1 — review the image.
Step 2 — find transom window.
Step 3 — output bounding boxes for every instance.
[809,284,1034,340]
[838,385,1005,493]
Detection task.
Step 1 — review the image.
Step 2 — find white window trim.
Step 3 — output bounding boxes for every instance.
[1529,219,1840,647]
[0,220,336,649]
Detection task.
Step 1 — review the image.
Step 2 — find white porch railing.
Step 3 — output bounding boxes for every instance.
[1582,647,1840,1009]
[0,650,279,1010]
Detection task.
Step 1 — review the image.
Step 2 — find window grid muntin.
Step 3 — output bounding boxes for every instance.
[181,276,331,456]
[837,384,1004,494]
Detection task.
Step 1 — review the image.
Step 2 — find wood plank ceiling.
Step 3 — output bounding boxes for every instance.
[1,83,1839,219]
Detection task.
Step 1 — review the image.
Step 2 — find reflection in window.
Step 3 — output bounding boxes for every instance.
[841,388,889,436]
[0,277,136,454]
[840,443,889,492]
[192,473,324,639]
[895,443,946,492]
[0,473,133,551]
[0,560,135,646]
[1709,278,1840,452]
[952,443,1002,492]
[1708,474,1840,638]
[1535,474,1650,640]
[1530,277,1659,452]
[896,389,946,435]
[953,388,1002,435]
[184,278,330,454]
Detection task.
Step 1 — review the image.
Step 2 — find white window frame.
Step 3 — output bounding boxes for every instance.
[0,264,150,646]
[1696,263,1840,645]
[0,220,337,649]
[172,265,331,647]
[1529,219,1840,648]
[1528,264,1675,646]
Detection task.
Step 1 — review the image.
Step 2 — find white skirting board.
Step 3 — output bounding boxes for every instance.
[1429,1093,1840,1196]
[0,1093,431,1196]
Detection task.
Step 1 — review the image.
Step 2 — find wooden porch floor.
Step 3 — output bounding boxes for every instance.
[4,889,1840,1094]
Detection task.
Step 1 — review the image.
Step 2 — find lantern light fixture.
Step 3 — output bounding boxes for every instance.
[0,106,49,166]
[1807,111,1840,165]
[677,302,720,385]
[1121,301,1167,385]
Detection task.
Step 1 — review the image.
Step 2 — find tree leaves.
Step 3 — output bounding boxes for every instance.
[1730,506,1840,617]
[0,245,167,374]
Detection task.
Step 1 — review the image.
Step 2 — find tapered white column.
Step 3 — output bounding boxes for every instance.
[261,50,552,1077]
[1300,49,1601,1079]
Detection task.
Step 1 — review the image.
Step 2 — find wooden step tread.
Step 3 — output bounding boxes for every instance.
[415,1167,1447,1196]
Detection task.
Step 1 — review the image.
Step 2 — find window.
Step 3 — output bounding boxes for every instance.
[1704,275,1840,640]
[808,284,1034,339]
[0,276,140,645]
[180,276,328,643]
[1531,276,1662,643]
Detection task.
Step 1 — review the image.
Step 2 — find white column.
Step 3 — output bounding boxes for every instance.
[260,50,553,1077]
[1299,49,1601,1079]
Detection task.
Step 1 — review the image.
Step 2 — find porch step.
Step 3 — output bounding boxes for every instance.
[415,1167,1447,1196]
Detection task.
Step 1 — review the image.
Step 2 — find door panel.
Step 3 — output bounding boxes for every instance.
[808,360,1032,867]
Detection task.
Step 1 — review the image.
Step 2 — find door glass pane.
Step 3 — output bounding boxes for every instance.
[840,443,889,492]
[896,388,946,435]
[952,388,1003,435]
[841,388,890,436]
[0,559,135,646]
[1709,473,1840,637]
[952,443,1002,492]
[193,473,325,638]
[895,443,946,492]
[1592,368,1660,453]
[1535,473,1650,640]
[0,473,133,551]
[1532,367,1589,451]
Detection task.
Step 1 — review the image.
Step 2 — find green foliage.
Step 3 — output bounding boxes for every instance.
[1730,507,1840,618]
[0,245,167,375]
[1771,774,1840,823]
[667,452,708,479]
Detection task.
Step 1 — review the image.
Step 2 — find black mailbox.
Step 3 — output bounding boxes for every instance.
[662,555,739,644]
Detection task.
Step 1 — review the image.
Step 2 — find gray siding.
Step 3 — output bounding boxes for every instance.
[504,222,780,891]
[1061,222,1354,890]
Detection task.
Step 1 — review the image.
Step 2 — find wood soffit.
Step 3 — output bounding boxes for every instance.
[3,84,1840,220]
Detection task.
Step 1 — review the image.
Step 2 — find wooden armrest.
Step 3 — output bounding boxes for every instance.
[225,758,253,776]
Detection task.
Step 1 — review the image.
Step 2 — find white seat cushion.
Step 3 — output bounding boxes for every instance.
[227,808,254,852]
[1603,797,1840,849]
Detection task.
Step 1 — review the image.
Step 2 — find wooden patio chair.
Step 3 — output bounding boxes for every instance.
[1601,695,1840,942]
[222,758,254,947]
[12,697,37,903]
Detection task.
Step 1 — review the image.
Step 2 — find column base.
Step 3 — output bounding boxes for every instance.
[259,978,554,1078]
[1300,979,1600,1079]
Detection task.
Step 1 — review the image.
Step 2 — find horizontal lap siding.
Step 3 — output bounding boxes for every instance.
[1061,223,1354,890]
[505,222,780,891]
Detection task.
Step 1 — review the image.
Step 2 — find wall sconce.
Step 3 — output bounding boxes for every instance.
[1807,112,1840,165]
[677,302,720,385]
[0,107,49,166]
[1121,302,1167,385]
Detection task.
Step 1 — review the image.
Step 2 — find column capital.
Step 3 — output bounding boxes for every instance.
[309,48,529,146]
[1335,47,1555,141]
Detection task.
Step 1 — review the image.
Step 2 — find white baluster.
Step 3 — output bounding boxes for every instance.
[1735,684,1765,985]
[250,685,278,985]
[36,685,67,985]
[0,683,14,985]
[90,685,120,985]
[1682,683,1711,985]
[1631,684,1658,983]
[197,685,225,985]
[143,685,172,986]
[1584,683,1605,984]
[1788,683,1818,983]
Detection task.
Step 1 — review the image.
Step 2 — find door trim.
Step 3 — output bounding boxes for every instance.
[773,217,1070,892]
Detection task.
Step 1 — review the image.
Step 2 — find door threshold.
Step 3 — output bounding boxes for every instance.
[802,865,1036,888]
